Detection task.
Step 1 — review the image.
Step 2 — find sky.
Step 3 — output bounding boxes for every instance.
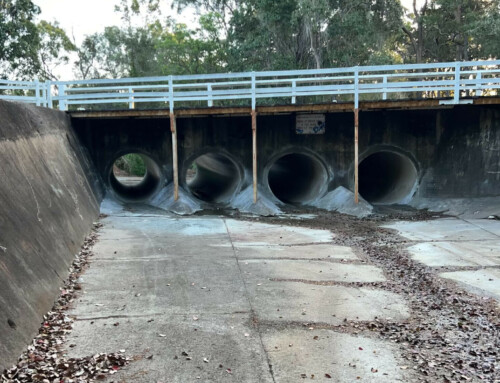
[33,0,197,45]
[33,0,423,80]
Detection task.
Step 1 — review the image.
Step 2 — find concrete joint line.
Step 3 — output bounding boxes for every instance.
[269,278,391,289]
[432,265,500,272]
[239,257,367,265]
[222,219,277,383]
[461,218,500,239]
[405,238,500,244]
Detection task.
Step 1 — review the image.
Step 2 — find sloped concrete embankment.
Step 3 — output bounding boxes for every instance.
[0,101,102,371]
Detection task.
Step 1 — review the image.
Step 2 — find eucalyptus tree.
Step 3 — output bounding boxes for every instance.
[0,0,40,78]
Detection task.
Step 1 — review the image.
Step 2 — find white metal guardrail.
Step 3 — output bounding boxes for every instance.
[0,78,49,107]
[1,60,499,111]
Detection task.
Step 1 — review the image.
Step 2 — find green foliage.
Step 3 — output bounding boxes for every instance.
[0,0,40,78]
[2,0,499,82]
[115,154,146,177]
[37,20,76,80]
[402,0,500,63]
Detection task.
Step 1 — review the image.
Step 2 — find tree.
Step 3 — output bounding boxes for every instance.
[152,15,227,75]
[0,0,40,78]
[324,0,404,66]
[402,0,500,63]
[224,0,404,71]
[425,0,500,61]
[37,20,76,80]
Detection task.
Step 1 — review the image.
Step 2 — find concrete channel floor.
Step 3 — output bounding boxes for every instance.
[64,209,417,382]
[384,217,500,303]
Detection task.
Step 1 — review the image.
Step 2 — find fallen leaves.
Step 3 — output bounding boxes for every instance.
[1,222,130,383]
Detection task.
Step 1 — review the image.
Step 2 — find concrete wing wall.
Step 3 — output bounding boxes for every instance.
[0,101,102,371]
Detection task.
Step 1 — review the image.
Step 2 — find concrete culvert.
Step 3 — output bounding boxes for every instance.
[359,151,418,204]
[109,153,162,201]
[186,153,241,203]
[267,153,328,205]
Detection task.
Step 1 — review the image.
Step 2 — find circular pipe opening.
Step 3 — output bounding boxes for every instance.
[267,153,328,205]
[109,153,163,201]
[186,152,242,203]
[359,151,418,204]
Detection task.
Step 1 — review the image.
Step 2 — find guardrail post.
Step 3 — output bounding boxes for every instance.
[382,75,388,101]
[292,80,297,104]
[40,80,47,107]
[476,72,482,97]
[169,76,179,202]
[453,62,461,104]
[354,68,359,204]
[251,72,256,110]
[58,84,66,111]
[34,78,40,106]
[128,87,135,109]
[251,72,258,203]
[207,84,213,107]
[46,81,53,109]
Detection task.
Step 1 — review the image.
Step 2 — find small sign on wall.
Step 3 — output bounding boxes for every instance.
[295,114,326,134]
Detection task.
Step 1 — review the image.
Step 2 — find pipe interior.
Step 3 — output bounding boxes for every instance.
[109,154,162,201]
[359,151,418,204]
[186,153,241,203]
[268,153,327,204]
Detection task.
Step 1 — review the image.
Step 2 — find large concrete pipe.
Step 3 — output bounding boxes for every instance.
[186,153,242,203]
[359,150,418,204]
[109,153,163,201]
[266,153,328,205]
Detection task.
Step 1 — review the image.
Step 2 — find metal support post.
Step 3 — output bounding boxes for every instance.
[252,110,258,203]
[169,76,179,201]
[171,113,179,201]
[354,68,359,204]
[251,72,258,203]
[354,108,359,204]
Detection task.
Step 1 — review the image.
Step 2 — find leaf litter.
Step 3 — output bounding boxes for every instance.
[232,207,500,382]
[1,221,130,383]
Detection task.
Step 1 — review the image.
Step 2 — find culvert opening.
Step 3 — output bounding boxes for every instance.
[359,151,418,204]
[267,153,328,205]
[109,153,162,201]
[186,153,241,203]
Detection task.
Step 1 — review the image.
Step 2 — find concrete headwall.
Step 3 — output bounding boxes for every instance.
[72,104,500,208]
[0,101,102,371]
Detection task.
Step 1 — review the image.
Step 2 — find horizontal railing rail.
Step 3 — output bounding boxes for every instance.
[1,60,499,111]
[0,79,49,107]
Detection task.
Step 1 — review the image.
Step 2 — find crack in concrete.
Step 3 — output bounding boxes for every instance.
[223,218,277,383]
[75,311,252,321]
